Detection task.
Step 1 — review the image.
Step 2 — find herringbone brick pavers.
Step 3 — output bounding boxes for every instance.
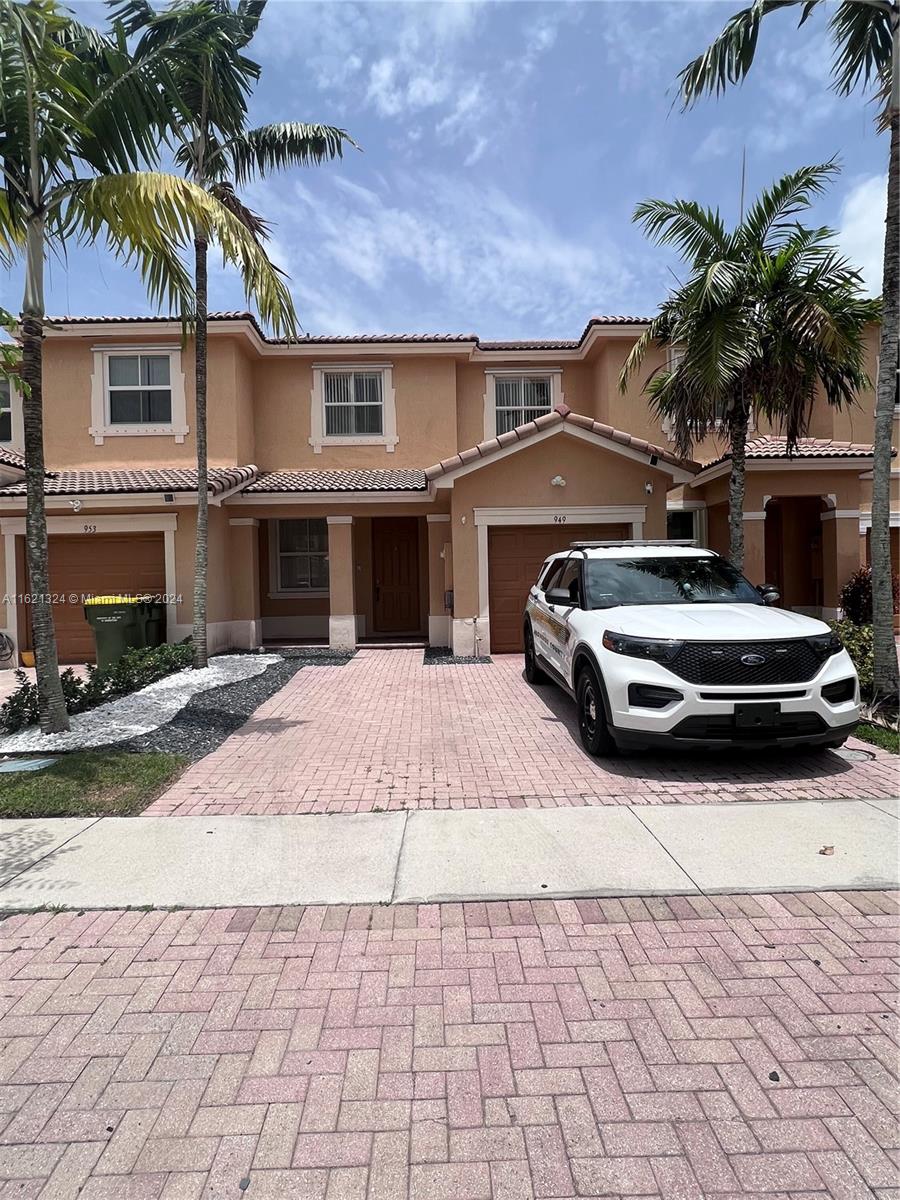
[146,650,898,817]
[0,891,895,1196]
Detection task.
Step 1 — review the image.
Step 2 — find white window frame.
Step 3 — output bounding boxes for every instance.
[483,369,562,440]
[268,518,330,599]
[89,345,188,445]
[0,377,23,450]
[661,346,754,438]
[309,362,397,453]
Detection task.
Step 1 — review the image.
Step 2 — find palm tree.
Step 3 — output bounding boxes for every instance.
[117,0,353,669]
[678,0,898,697]
[621,163,880,571]
[0,0,300,732]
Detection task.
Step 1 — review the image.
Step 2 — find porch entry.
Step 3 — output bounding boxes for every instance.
[372,516,421,634]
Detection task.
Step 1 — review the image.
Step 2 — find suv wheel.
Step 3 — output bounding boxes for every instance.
[577,664,616,757]
[523,623,546,685]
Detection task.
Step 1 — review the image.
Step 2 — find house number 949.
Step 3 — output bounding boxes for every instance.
[553,515,567,523]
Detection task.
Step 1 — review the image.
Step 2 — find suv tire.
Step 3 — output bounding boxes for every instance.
[523,623,546,685]
[577,663,616,757]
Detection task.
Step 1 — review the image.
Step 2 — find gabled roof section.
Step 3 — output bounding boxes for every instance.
[245,468,427,493]
[425,405,699,485]
[0,447,25,472]
[0,464,258,497]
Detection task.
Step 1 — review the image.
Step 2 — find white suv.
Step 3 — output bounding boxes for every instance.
[523,541,859,755]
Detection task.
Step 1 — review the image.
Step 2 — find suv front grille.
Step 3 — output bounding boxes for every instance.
[667,639,822,686]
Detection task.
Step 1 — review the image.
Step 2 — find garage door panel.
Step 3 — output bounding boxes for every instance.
[36,533,166,664]
[488,524,628,654]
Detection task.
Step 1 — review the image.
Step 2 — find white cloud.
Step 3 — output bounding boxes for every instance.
[252,171,639,337]
[838,174,887,295]
[692,126,731,163]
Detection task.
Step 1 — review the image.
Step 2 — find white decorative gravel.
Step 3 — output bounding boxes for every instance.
[0,654,281,753]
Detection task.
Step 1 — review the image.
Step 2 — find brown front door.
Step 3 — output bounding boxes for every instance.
[372,517,421,633]
[488,524,628,653]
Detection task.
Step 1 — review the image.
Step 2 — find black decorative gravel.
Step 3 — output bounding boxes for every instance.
[423,646,493,666]
[124,652,353,762]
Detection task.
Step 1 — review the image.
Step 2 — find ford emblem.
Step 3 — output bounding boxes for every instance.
[741,653,766,666]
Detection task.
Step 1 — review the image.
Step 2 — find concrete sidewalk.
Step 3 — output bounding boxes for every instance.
[0,796,896,910]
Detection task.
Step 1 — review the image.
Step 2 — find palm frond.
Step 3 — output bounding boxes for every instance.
[677,0,809,106]
[632,198,730,263]
[830,0,893,128]
[228,123,356,186]
[740,161,838,249]
[208,180,269,239]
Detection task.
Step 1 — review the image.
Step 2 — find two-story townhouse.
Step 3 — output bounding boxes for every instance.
[0,313,894,668]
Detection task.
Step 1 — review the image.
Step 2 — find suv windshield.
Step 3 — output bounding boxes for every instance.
[584,556,762,609]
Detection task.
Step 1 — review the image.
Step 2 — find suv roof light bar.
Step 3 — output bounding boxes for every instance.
[569,539,698,548]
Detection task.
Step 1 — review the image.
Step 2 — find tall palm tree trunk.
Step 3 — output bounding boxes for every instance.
[192,235,209,670]
[728,399,749,571]
[21,214,68,733]
[870,20,900,700]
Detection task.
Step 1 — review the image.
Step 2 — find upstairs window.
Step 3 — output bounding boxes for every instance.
[494,375,553,434]
[0,379,11,442]
[324,371,384,436]
[276,518,329,592]
[107,353,172,425]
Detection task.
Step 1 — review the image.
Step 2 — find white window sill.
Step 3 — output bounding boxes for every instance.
[309,435,398,454]
[268,589,330,600]
[90,424,189,446]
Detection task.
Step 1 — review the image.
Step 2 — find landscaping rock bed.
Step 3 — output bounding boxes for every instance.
[0,655,280,754]
[125,650,354,761]
[423,647,492,666]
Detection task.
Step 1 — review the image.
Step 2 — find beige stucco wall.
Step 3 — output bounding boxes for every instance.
[447,433,672,620]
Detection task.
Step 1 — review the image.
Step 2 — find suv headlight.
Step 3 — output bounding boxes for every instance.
[602,631,684,663]
[807,632,843,659]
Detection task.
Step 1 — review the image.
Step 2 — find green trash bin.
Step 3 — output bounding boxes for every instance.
[136,598,166,650]
[84,595,143,670]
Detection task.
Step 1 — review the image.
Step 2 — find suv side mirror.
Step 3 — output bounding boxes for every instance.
[545,587,573,607]
[758,584,780,605]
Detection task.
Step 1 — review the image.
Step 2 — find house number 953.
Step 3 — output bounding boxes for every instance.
[82,524,97,533]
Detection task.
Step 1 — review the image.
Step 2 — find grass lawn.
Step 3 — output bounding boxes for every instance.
[0,751,187,818]
[853,721,899,755]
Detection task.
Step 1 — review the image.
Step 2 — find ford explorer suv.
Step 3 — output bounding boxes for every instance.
[523,541,859,755]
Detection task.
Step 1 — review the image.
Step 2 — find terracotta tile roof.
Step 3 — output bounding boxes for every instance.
[45,313,651,349]
[245,468,427,493]
[425,405,698,480]
[0,447,25,472]
[0,464,258,497]
[705,437,880,469]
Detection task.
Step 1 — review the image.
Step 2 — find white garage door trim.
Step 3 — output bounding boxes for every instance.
[453,505,645,656]
[1,513,178,661]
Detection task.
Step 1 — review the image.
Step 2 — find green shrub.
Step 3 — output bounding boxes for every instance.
[839,565,899,626]
[0,642,194,734]
[831,620,873,695]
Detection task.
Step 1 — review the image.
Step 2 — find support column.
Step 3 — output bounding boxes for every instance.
[822,512,860,618]
[228,519,262,649]
[327,515,357,650]
[426,514,451,647]
[742,510,767,586]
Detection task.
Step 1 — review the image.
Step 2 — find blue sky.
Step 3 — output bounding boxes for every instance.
[3,0,889,339]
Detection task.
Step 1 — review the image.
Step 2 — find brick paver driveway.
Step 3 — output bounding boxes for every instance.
[148,649,898,817]
[0,892,895,1198]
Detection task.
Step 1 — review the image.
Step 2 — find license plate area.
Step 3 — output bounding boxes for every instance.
[735,702,782,728]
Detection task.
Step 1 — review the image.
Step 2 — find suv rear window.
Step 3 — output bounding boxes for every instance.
[584,556,761,608]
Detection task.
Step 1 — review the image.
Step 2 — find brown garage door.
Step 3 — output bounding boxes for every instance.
[31,533,166,664]
[488,524,628,653]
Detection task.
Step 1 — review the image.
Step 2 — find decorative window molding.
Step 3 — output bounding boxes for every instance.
[0,376,23,450]
[268,517,330,598]
[483,369,562,440]
[309,362,397,453]
[89,345,188,445]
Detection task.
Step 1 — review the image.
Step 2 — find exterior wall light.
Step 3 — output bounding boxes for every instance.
[551,475,566,488]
